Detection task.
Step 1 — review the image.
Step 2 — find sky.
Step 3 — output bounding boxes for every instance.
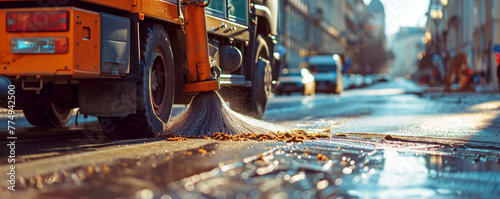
[363,0,430,36]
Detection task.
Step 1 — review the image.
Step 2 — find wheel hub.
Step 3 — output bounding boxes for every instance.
[259,57,272,97]
[264,62,272,96]
[150,53,167,115]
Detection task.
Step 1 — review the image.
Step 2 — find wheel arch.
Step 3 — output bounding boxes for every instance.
[138,19,193,105]
[255,16,280,82]
[253,2,278,36]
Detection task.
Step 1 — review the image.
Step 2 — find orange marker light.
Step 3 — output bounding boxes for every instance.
[54,37,68,53]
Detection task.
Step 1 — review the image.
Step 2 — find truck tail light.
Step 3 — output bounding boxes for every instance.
[11,37,68,54]
[6,10,69,32]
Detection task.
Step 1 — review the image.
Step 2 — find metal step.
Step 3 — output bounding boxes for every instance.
[219,74,251,87]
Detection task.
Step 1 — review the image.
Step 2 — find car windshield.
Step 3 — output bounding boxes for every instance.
[282,72,301,76]
[309,64,336,73]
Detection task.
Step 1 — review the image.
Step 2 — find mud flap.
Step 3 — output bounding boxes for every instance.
[79,80,136,117]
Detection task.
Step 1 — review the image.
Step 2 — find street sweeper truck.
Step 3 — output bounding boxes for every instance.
[0,0,280,137]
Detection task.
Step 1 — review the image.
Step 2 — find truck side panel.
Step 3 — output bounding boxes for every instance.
[133,0,180,24]
[81,0,133,11]
[100,13,130,75]
[73,8,101,77]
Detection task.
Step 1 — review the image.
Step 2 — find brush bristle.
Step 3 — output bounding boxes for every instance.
[167,91,286,136]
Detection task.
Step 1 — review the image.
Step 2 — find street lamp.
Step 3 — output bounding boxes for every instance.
[430,6,443,54]
[430,8,443,21]
[440,0,448,7]
[440,0,449,83]
[429,3,444,84]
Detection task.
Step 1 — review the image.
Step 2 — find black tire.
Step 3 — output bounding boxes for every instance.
[23,103,72,127]
[98,24,175,138]
[230,35,271,119]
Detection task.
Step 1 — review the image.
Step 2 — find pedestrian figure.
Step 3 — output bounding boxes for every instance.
[497,63,500,92]
[446,53,469,89]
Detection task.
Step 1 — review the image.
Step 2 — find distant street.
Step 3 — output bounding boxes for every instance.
[1,78,500,198]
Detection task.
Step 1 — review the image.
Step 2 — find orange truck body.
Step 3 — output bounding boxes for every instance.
[0,0,280,133]
[0,0,278,80]
[0,0,181,78]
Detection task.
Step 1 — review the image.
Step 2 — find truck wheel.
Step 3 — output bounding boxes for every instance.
[231,35,271,119]
[98,24,175,138]
[23,103,73,127]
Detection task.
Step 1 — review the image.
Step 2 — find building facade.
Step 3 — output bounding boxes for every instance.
[471,0,500,84]
[430,0,500,84]
[390,27,426,77]
[354,0,389,74]
[277,0,368,72]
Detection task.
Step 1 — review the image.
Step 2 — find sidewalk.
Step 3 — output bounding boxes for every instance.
[424,83,499,94]
[475,84,500,93]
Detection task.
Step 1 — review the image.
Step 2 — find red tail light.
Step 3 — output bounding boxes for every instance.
[496,52,499,65]
[6,10,69,32]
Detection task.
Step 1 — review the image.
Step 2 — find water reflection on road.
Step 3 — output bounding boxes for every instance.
[4,79,500,198]
[161,139,500,198]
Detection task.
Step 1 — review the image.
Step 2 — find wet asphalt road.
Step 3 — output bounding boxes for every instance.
[1,78,500,198]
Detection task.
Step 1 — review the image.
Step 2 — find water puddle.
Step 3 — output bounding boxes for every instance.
[11,138,500,199]
[157,139,500,198]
